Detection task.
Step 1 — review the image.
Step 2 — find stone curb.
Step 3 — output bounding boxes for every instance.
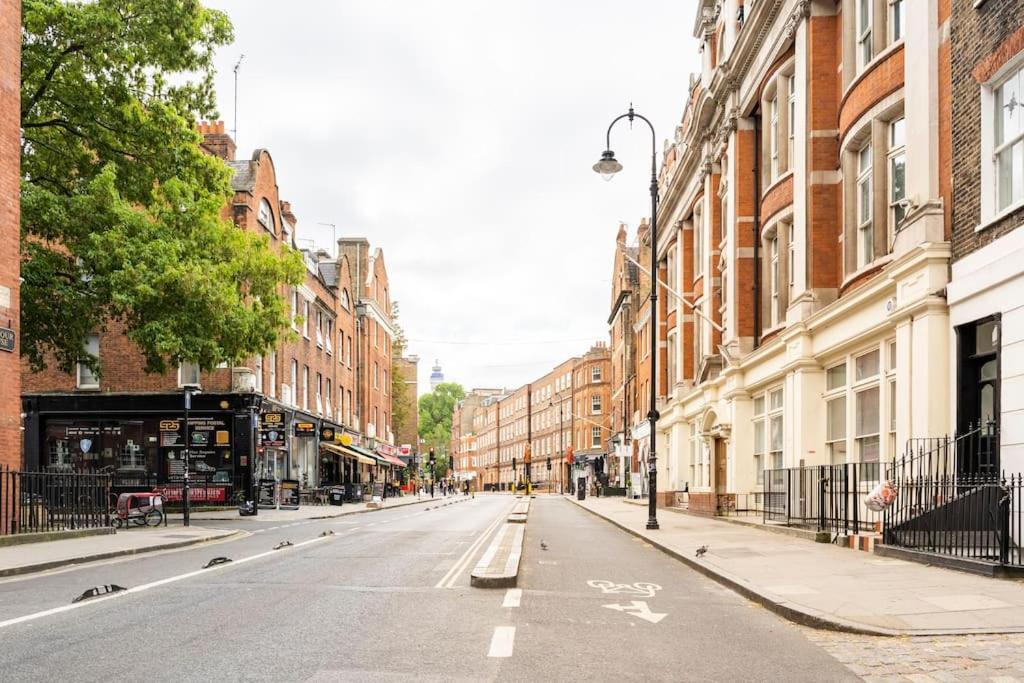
[566,497,1024,637]
[0,526,115,548]
[471,522,525,589]
[0,529,245,578]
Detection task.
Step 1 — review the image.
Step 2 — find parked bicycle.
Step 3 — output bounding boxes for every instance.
[112,492,164,528]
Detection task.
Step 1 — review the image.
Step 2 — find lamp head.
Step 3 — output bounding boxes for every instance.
[593,150,622,181]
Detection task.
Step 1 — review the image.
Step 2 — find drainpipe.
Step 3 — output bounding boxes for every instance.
[753,114,762,349]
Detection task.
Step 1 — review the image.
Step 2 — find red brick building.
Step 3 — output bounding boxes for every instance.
[0,0,21,471]
[21,125,401,499]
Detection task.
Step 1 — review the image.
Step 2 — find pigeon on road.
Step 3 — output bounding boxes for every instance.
[540,540,549,551]
[695,545,708,558]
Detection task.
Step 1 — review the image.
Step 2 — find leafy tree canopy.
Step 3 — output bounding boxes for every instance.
[417,382,465,458]
[20,0,305,375]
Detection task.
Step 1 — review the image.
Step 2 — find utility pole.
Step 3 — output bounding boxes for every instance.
[232,54,245,146]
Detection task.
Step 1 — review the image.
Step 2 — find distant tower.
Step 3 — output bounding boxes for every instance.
[430,359,444,390]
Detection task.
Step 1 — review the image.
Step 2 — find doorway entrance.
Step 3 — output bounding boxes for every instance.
[956,316,1000,475]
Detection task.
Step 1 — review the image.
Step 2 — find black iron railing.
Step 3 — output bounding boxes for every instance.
[1,467,111,535]
[764,462,884,535]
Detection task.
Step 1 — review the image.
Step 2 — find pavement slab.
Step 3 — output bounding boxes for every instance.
[571,495,1024,636]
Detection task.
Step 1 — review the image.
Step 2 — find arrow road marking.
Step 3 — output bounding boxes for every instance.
[602,600,667,624]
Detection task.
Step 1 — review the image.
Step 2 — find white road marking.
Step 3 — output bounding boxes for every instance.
[586,580,661,598]
[0,534,335,630]
[435,504,510,589]
[602,601,667,624]
[502,589,522,608]
[487,626,516,658]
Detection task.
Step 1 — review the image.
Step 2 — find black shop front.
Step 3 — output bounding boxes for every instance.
[22,392,262,505]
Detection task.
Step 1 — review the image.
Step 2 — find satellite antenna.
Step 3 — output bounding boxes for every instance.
[232,54,245,145]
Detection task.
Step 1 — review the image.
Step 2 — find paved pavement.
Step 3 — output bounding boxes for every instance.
[573,496,1024,636]
[2,495,1023,680]
[167,491,440,522]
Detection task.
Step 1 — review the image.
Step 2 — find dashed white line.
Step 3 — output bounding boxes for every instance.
[502,589,522,608]
[487,626,516,658]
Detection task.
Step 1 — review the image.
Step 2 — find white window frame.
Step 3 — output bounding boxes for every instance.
[769,233,780,328]
[994,61,1024,214]
[693,206,704,278]
[857,142,874,268]
[315,311,324,349]
[824,361,848,465]
[316,373,323,416]
[303,300,310,339]
[257,198,275,233]
[290,359,298,406]
[591,427,601,449]
[888,0,904,44]
[591,366,601,382]
[787,74,796,167]
[856,0,873,73]
[888,117,907,242]
[77,334,101,389]
[769,96,780,179]
[254,355,263,392]
[591,395,602,415]
[786,222,795,302]
[268,351,276,398]
[753,396,765,485]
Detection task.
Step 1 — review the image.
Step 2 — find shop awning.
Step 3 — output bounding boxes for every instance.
[322,442,376,466]
[379,452,406,468]
[346,443,389,466]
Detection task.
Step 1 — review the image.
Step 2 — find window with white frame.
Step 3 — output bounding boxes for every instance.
[693,206,704,278]
[689,423,698,487]
[315,311,324,348]
[856,0,873,73]
[770,96,780,178]
[888,118,906,239]
[346,335,352,366]
[291,290,299,330]
[995,61,1024,212]
[667,332,677,388]
[753,396,765,484]
[303,300,310,339]
[254,355,263,392]
[373,362,379,389]
[889,0,904,44]
[825,363,848,465]
[852,348,882,463]
[316,372,323,415]
[257,198,275,233]
[666,245,677,313]
[290,359,298,405]
[302,365,309,410]
[787,74,796,164]
[786,222,795,302]
[694,309,704,367]
[857,142,874,268]
[77,334,100,389]
[592,366,601,382]
[178,361,201,387]
[268,351,276,398]
[768,388,783,469]
[769,233,780,327]
[592,395,601,414]
[887,339,897,457]
[591,427,601,448]
[326,319,334,355]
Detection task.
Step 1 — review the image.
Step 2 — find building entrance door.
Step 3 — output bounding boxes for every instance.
[714,439,727,496]
[956,316,1000,475]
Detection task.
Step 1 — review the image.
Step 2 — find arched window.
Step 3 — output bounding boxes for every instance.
[257,198,275,233]
[340,289,351,311]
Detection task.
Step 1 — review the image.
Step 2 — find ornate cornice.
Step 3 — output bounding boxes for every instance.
[782,0,811,41]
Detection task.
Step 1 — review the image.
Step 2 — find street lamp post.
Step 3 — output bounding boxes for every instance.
[594,105,660,530]
[550,395,564,495]
[181,385,200,527]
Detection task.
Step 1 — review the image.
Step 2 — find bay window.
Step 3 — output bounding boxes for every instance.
[888,118,907,238]
[889,0,904,43]
[857,142,874,268]
[769,234,780,327]
[769,96,780,179]
[856,0,872,72]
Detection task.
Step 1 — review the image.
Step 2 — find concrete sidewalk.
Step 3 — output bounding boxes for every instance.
[571,495,1024,637]
[167,492,452,522]
[0,526,240,577]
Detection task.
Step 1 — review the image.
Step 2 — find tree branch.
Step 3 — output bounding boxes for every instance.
[22,43,85,119]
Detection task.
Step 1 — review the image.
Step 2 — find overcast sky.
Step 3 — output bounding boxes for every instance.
[204,0,701,395]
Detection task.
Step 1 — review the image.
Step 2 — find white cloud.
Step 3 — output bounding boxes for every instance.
[205,0,701,393]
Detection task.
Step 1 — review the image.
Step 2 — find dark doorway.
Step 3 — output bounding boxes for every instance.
[955,316,1000,475]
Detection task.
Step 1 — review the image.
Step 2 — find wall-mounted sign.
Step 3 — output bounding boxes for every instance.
[320,427,336,442]
[261,412,284,427]
[0,327,15,353]
[293,421,317,437]
[260,412,287,447]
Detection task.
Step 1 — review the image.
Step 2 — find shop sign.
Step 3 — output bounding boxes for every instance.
[159,486,227,503]
[293,421,316,437]
[336,431,360,447]
[159,417,231,455]
[399,444,411,456]
[260,412,286,448]
[0,327,14,353]
[279,479,300,509]
[320,426,335,442]
[258,479,277,509]
[377,442,395,457]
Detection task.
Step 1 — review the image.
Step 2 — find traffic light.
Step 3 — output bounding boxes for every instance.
[428,447,436,466]
[547,457,551,471]
[512,457,517,471]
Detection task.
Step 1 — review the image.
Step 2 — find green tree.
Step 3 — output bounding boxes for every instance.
[389,301,411,438]
[20,0,305,376]
[417,382,465,471]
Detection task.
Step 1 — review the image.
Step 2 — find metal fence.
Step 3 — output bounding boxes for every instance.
[1,467,111,535]
[764,462,884,535]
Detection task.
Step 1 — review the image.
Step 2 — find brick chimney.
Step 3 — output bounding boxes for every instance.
[616,223,627,244]
[198,120,236,161]
[280,200,297,228]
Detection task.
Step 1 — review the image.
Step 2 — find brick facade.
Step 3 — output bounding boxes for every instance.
[951,0,1024,260]
[0,0,20,469]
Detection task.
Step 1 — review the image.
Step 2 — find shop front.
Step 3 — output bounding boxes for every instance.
[22,392,260,505]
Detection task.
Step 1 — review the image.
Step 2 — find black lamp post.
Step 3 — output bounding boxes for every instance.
[550,394,565,495]
[181,384,201,527]
[594,105,660,531]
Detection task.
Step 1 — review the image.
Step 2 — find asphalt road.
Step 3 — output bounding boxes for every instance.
[0,494,856,682]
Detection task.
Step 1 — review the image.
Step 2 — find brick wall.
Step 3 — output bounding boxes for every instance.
[0,0,21,469]
[951,1,1024,260]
